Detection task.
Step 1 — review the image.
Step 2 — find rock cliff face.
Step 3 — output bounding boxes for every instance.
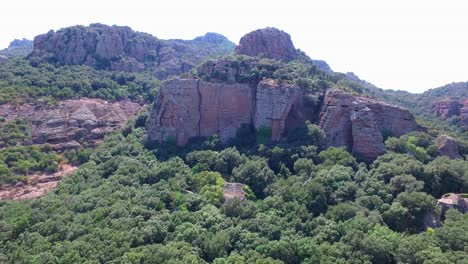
[429,99,462,119]
[428,98,468,128]
[319,90,420,161]
[235,28,297,61]
[147,79,420,161]
[29,23,235,78]
[0,99,141,150]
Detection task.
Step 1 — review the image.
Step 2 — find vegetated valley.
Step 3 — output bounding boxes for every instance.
[0,24,466,264]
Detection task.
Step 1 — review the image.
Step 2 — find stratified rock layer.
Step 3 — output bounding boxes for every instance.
[148,79,420,161]
[235,28,297,61]
[0,99,141,150]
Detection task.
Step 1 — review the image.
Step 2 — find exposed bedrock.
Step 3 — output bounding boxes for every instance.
[148,79,420,161]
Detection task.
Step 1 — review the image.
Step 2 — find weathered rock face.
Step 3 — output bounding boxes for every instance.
[29,24,235,78]
[319,90,420,161]
[436,134,461,159]
[461,99,468,127]
[31,24,158,71]
[147,79,420,162]
[147,78,315,145]
[429,99,462,119]
[0,99,141,150]
[147,79,254,145]
[428,98,468,128]
[254,80,303,140]
[235,28,297,61]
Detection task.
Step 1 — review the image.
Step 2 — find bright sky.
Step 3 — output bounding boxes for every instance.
[1,0,467,93]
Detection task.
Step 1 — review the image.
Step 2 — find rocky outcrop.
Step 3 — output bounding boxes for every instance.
[29,23,235,78]
[429,99,462,119]
[235,28,297,61]
[319,90,420,161]
[147,78,419,161]
[436,134,461,159]
[428,98,468,128]
[0,99,141,150]
[147,78,317,146]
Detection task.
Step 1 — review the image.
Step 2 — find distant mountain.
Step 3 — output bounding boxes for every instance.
[0,38,33,60]
[363,81,468,130]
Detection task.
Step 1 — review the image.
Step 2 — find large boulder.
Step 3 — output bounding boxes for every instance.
[235,27,297,61]
[436,134,461,159]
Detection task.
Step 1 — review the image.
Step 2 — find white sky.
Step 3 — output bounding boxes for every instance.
[1,0,467,93]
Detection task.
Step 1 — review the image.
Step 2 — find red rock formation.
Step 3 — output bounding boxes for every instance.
[235,28,297,61]
[428,99,462,119]
[0,99,141,150]
[147,79,253,145]
[436,134,461,159]
[148,81,420,161]
[254,79,303,140]
[30,24,235,78]
[319,90,420,161]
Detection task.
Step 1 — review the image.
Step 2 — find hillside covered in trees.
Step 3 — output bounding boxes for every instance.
[0,24,466,263]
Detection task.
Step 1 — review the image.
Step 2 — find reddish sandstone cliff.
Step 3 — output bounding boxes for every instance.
[147,79,420,161]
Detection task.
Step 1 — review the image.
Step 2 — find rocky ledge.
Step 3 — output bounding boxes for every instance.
[0,98,141,150]
[147,78,420,161]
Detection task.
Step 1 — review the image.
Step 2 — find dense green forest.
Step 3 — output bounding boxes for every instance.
[0,58,160,104]
[0,118,62,184]
[0,109,467,263]
[0,50,467,263]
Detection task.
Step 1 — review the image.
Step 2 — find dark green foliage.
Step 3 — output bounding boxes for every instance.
[0,145,61,184]
[0,102,466,264]
[0,118,31,148]
[0,58,160,104]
